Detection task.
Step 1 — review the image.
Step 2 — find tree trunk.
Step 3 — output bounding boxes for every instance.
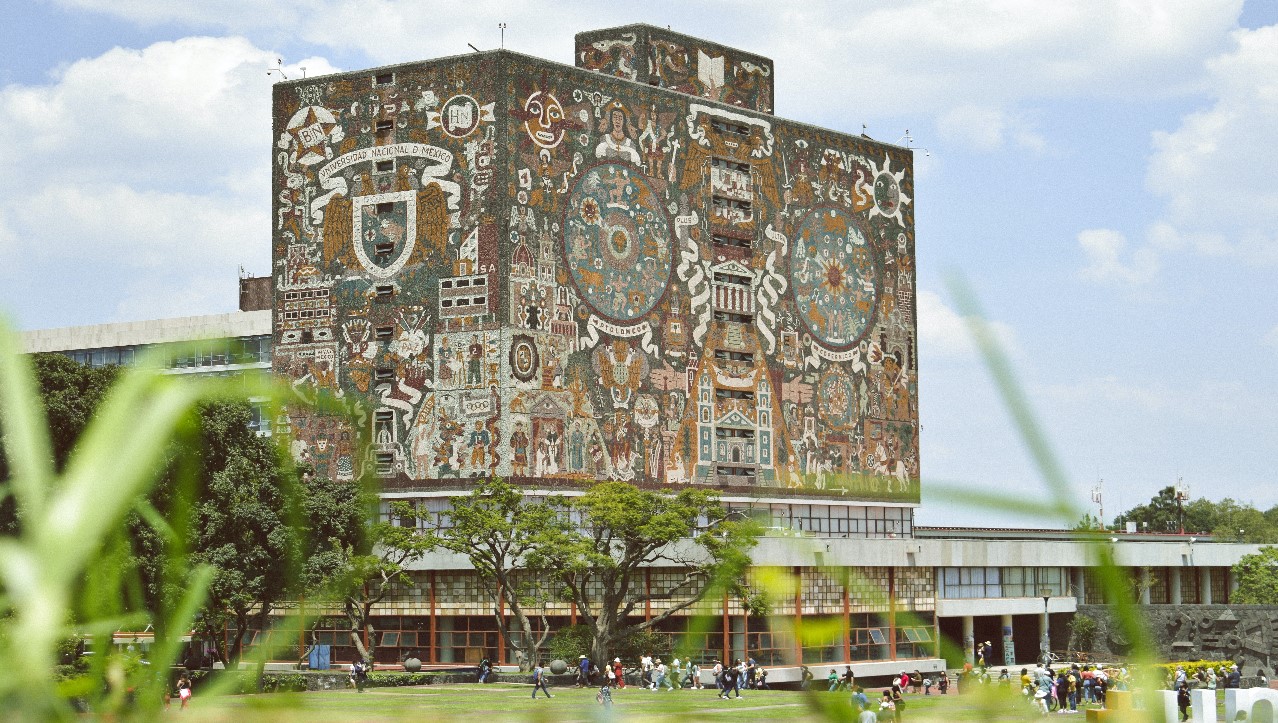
[344,597,372,663]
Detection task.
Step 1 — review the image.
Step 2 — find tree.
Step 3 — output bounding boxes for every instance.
[536,482,757,664]
[1231,547,1278,604]
[306,493,432,664]
[130,400,304,666]
[0,354,119,534]
[190,402,303,665]
[425,478,566,670]
[1210,500,1278,544]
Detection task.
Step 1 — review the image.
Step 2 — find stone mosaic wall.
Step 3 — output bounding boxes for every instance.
[1078,604,1278,668]
[272,32,918,503]
[574,24,775,115]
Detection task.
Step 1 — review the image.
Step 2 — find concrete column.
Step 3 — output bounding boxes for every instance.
[1040,611,1050,659]
[1001,614,1015,667]
[1170,567,1182,606]
[1072,568,1086,602]
[1201,568,1213,605]
[962,615,975,666]
[1139,568,1152,605]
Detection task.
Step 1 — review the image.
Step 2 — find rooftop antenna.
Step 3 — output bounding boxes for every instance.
[266,58,288,81]
[897,129,930,157]
[499,22,507,49]
[1091,479,1104,530]
[1174,477,1191,535]
[266,58,305,80]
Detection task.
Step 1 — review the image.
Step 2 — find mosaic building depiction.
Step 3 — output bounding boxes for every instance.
[272,24,920,503]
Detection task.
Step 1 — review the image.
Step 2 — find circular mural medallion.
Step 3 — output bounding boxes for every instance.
[509,334,540,383]
[563,163,673,323]
[790,206,879,350]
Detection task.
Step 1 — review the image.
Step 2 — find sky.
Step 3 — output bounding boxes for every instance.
[1,0,1275,528]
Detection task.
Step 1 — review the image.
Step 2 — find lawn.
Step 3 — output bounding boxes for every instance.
[180,682,1085,721]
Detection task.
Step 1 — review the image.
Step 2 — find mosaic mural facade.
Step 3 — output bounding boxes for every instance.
[272,27,919,503]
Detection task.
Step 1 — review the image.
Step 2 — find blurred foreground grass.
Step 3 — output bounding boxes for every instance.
[178,682,1070,722]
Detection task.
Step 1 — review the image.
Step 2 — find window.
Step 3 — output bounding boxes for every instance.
[376,120,394,133]
[711,118,750,136]
[376,201,394,214]
[375,160,394,172]
[374,72,394,86]
[455,298,470,307]
[374,367,394,383]
[715,427,755,439]
[442,280,453,289]
[455,279,470,288]
[375,453,394,475]
[715,388,755,401]
[713,271,751,287]
[471,296,486,306]
[711,157,750,173]
[375,326,394,341]
[712,234,752,250]
[375,285,394,299]
[472,277,486,286]
[713,310,754,324]
[441,299,453,308]
[375,242,394,256]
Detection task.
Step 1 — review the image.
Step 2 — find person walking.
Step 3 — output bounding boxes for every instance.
[477,656,492,684]
[613,658,625,689]
[176,671,193,710]
[577,655,592,687]
[720,662,742,699]
[890,677,906,722]
[531,661,553,699]
[800,664,814,690]
[1176,681,1191,721]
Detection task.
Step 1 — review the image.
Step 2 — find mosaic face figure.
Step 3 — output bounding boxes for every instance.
[523,91,566,149]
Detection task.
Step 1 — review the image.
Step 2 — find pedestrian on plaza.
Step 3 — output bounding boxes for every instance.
[671,656,683,689]
[746,656,757,688]
[531,661,553,699]
[938,670,949,695]
[1226,665,1241,689]
[577,655,592,687]
[800,664,813,690]
[613,658,625,689]
[851,684,870,709]
[756,667,770,690]
[720,662,742,699]
[713,659,724,695]
[1176,681,1191,721]
[687,660,702,689]
[890,683,906,723]
[477,656,492,684]
[641,653,654,688]
[828,667,840,691]
[176,671,193,709]
[655,658,674,690]
[842,665,855,691]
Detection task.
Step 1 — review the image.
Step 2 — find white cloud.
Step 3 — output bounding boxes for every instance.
[1146,24,1278,265]
[1077,228,1159,285]
[0,37,337,324]
[916,290,1018,361]
[934,104,1045,152]
[50,0,1244,119]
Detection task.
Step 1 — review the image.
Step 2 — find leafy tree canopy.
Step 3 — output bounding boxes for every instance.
[1231,546,1278,604]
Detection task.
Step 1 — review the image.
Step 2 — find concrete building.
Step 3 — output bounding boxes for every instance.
[24,25,1268,678]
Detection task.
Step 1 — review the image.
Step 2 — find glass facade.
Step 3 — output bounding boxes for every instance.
[937,567,1066,599]
[60,334,272,370]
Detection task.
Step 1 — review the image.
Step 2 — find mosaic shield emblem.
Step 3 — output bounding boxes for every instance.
[352,191,417,278]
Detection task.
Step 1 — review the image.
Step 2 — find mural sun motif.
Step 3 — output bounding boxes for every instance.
[866,154,911,227]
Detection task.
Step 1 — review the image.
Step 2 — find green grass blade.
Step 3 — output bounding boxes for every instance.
[0,322,54,520]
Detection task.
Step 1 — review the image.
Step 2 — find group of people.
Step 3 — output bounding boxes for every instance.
[1017,663,1111,715]
[710,658,772,697]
